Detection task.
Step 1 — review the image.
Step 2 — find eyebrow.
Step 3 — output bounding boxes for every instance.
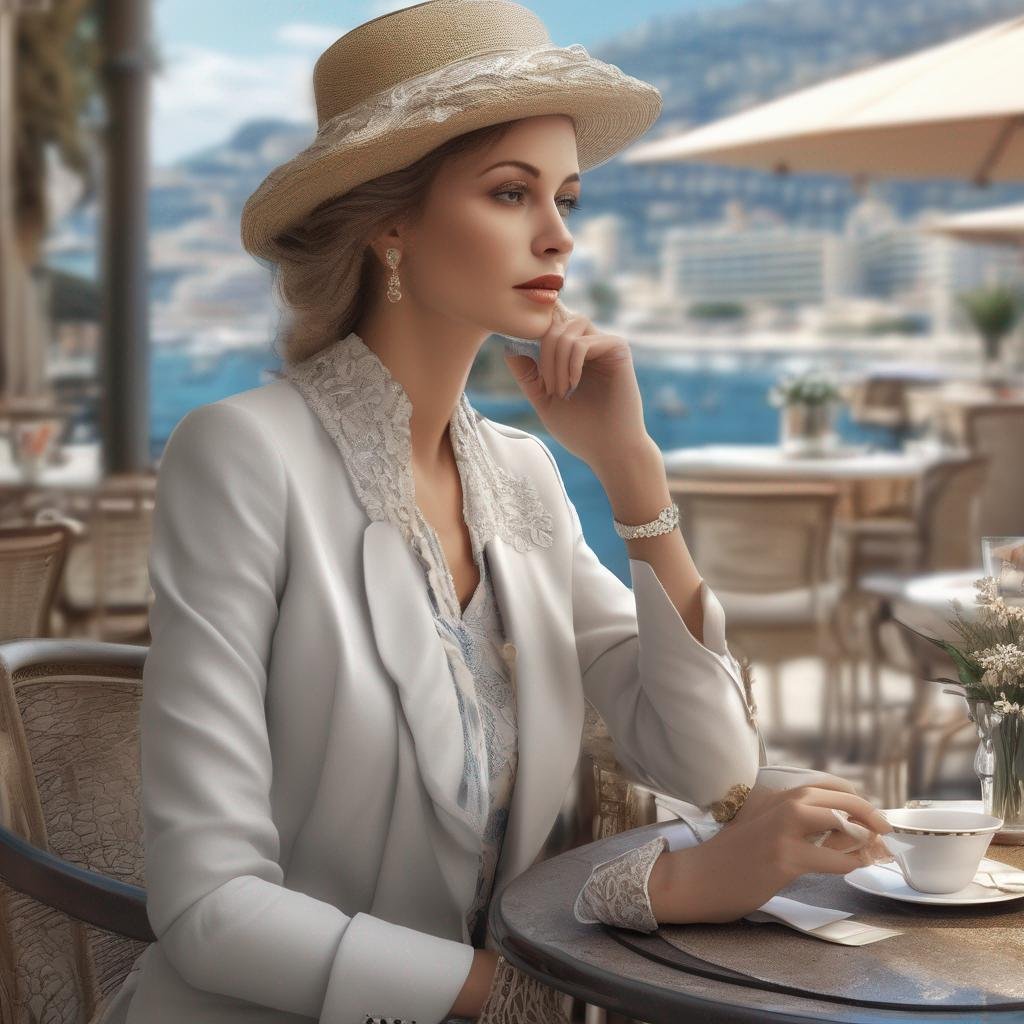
[479,159,581,185]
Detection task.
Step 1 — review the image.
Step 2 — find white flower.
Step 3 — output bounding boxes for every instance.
[976,643,1024,690]
[993,691,1024,715]
[973,576,1024,628]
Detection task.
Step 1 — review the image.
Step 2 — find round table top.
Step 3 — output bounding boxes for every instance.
[662,443,970,480]
[491,819,1024,1023]
[0,442,102,489]
[884,568,1024,642]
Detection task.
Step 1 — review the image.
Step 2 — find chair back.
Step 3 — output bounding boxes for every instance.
[848,376,912,429]
[964,403,1024,537]
[57,475,156,635]
[913,455,989,571]
[673,480,841,598]
[0,640,148,1023]
[0,523,74,641]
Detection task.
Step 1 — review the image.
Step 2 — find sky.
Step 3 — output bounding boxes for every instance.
[150,0,744,167]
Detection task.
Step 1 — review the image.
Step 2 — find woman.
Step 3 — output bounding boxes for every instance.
[99,2,893,1022]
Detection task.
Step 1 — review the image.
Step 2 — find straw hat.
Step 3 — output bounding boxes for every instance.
[239,0,663,261]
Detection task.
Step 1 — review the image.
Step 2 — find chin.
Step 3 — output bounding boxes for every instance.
[497,306,555,339]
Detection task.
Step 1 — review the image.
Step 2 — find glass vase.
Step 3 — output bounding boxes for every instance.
[779,400,838,457]
[966,698,1024,839]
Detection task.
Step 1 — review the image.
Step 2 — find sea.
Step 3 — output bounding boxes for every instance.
[150,339,907,586]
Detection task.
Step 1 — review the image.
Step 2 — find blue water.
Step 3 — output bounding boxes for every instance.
[150,341,901,586]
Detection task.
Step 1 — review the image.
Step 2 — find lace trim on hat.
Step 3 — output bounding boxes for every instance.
[250,43,639,202]
[282,330,553,621]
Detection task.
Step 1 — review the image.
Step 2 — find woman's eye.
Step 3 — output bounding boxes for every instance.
[494,187,582,218]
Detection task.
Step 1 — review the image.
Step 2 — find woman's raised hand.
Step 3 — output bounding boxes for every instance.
[650,781,894,926]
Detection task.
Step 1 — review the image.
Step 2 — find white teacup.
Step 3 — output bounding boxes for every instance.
[879,808,1003,894]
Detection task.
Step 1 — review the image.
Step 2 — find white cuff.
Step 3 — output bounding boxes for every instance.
[320,912,475,1024]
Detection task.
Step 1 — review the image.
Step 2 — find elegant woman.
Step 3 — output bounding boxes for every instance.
[98,2,892,1022]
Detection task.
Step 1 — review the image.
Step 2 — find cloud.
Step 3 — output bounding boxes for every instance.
[152,43,316,166]
[276,22,347,51]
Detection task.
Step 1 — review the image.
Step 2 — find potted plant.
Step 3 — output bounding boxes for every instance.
[957,285,1022,381]
[897,576,1024,836]
[768,370,842,457]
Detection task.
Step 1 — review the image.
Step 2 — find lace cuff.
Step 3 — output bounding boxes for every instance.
[572,835,669,933]
[477,955,571,1024]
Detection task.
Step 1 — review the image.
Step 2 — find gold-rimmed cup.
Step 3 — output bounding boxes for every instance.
[879,808,1003,894]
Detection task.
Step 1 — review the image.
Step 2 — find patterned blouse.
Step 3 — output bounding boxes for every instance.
[417,515,519,947]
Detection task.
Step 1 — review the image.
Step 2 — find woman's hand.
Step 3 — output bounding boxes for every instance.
[727,769,893,862]
[502,300,649,471]
[652,783,894,926]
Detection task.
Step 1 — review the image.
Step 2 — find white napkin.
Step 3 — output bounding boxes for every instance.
[743,897,902,945]
[970,867,1024,893]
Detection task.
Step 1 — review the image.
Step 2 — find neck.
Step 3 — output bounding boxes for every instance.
[354,301,489,468]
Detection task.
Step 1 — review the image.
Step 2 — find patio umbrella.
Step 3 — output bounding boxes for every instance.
[923,202,1024,247]
[623,13,1024,185]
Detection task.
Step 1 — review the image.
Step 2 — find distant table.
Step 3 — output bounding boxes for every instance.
[905,386,1024,441]
[0,441,102,491]
[662,443,971,519]
[662,443,968,480]
[888,568,1016,641]
[492,820,1024,1023]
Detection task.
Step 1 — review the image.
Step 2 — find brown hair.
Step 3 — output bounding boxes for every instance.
[264,119,517,367]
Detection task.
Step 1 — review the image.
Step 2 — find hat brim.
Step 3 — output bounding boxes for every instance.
[240,53,662,261]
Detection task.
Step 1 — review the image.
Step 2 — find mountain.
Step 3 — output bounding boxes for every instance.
[580,0,1024,271]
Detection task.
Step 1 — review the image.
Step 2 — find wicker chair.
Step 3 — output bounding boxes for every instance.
[0,522,76,641]
[964,402,1024,539]
[0,639,151,1024]
[51,474,156,643]
[669,479,845,770]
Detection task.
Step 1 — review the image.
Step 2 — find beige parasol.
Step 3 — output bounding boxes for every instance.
[923,202,1024,247]
[623,13,1024,186]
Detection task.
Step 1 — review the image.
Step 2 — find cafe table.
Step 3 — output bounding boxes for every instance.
[0,440,104,520]
[491,817,1024,1023]
[0,440,103,487]
[661,443,970,520]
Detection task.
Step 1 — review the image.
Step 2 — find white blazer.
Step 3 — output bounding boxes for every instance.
[105,366,762,1024]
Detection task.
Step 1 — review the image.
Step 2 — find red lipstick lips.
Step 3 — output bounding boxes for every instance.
[514,274,564,290]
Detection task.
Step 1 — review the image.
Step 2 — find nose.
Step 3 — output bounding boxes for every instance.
[537,206,573,258]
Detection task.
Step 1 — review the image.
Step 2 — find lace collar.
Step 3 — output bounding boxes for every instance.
[283,331,553,615]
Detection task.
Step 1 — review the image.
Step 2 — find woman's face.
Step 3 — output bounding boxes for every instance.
[401,114,579,341]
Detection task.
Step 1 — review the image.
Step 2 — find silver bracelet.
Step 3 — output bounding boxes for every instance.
[612,501,680,540]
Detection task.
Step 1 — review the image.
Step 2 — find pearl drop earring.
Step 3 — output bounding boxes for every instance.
[385,248,402,303]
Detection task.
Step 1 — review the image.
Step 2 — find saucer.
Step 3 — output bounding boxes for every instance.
[845,857,1024,905]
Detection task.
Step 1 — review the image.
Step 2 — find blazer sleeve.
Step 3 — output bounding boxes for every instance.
[529,435,763,811]
[142,401,473,1024]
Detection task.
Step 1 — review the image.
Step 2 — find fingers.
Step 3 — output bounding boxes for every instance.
[539,316,586,397]
[554,322,587,398]
[791,786,891,835]
[802,839,877,876]
[786,802,858,840]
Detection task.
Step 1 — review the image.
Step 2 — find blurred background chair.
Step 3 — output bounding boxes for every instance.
[0,639,152,1024]
[838,454,989,804]
[669,479,845,770]
[48,473,156,643]
[0,522,76,641]
[963,402,1024,538]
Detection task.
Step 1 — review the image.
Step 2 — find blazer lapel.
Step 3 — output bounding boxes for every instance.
[362,519,586,924]
[485,531,584,897]
[362,519,482,919]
